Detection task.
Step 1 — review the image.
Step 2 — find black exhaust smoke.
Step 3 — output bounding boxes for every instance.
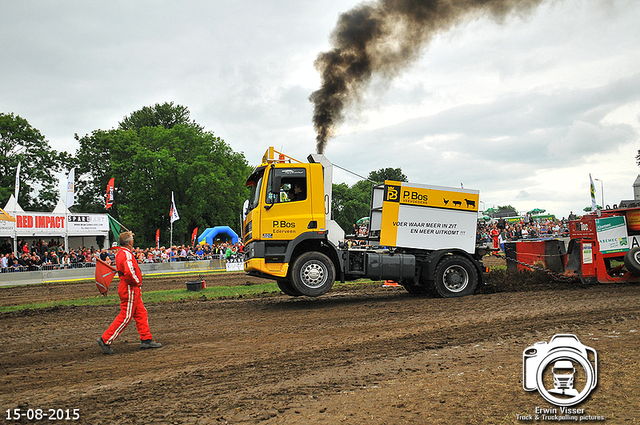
[310,0,545,154]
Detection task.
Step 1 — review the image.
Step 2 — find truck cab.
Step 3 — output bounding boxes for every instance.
[243,148,344,296]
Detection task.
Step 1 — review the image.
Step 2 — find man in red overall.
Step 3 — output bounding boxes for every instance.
[97,231,162,354]
[490,224,500,255]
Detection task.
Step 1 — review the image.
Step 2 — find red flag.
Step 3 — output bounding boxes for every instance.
[105,178,115,209]
[191,227,198,245]
[95,258,117,296]
[156,229,160,249]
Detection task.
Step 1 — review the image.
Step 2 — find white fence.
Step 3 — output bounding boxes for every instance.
[0,259,245,287]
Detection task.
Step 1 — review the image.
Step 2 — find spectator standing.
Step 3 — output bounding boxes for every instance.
[1,253,8,271]
[203,243,212,259]
[50,251,61,269]
[39,241,48,257]
[180,245,187,261]
[19,253,31,269]
[62,254,71,269]
[40,252,52,269]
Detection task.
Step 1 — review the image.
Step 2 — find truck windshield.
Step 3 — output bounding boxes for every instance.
[249,177,262,211]
[246,166,266,212]
[247,176,263,212]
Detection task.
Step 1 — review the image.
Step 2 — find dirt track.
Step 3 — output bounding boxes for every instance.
[1,267,639,424]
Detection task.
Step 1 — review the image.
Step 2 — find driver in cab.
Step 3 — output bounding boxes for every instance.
[287,181,306,202]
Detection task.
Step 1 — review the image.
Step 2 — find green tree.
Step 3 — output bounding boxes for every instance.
[74,104,250,247]
[118,102,203,132]
[367,167,408,184]
[0,113,72,211]
[332,181,372,232]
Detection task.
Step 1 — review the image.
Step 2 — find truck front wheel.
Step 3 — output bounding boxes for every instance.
[291,252,335,297]
[431,255,478,298]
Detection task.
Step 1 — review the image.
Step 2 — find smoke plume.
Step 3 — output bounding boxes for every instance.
[310,0,544,154]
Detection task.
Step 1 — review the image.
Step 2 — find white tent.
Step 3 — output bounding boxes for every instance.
[52,198,69,214]
[3,195,23,213]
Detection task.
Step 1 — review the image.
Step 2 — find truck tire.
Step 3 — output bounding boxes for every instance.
[291,252,335,297]
[624,247,640,276]
[277,279,302,296]
[431,255,478,298]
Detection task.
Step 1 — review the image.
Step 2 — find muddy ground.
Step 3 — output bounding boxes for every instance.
[0,258,639,424]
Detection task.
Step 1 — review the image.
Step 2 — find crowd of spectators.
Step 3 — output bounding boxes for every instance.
[353,223,369,238]
[476,214,572,251]
[0,238,245,273]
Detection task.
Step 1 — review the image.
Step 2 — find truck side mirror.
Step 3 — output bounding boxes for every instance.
[271,175,282,195]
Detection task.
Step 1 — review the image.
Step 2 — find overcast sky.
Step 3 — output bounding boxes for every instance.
[2,0,639,218]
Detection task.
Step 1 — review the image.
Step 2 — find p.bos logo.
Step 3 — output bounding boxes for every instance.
[273,220,295,228]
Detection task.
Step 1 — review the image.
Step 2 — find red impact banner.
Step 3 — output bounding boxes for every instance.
[156,229,160,249]
[105,178,115,209]
[191,227,198,245]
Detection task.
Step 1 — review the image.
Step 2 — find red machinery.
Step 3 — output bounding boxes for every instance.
[565,207,640,284]
[505,207,640,285]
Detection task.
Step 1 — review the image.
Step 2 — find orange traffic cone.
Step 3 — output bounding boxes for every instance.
[383,280,400,287]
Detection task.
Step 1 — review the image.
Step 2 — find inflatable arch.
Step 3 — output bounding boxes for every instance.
[197,226,239,245]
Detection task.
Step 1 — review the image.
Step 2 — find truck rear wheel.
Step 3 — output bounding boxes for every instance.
[291,252,335,297]
[624,247,640,276]
[431,255,478,298]
[277,279,302,296]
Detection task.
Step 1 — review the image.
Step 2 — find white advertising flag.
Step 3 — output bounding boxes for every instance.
[170,191,180,223]
[66,168,76,208]
[589,173,597,211]
[14,162,21,203]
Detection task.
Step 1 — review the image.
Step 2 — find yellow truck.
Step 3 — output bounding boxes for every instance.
[243,147,490,297]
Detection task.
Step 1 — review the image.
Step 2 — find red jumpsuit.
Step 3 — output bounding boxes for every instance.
[490,227,500,249]
[102,246,152,344]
